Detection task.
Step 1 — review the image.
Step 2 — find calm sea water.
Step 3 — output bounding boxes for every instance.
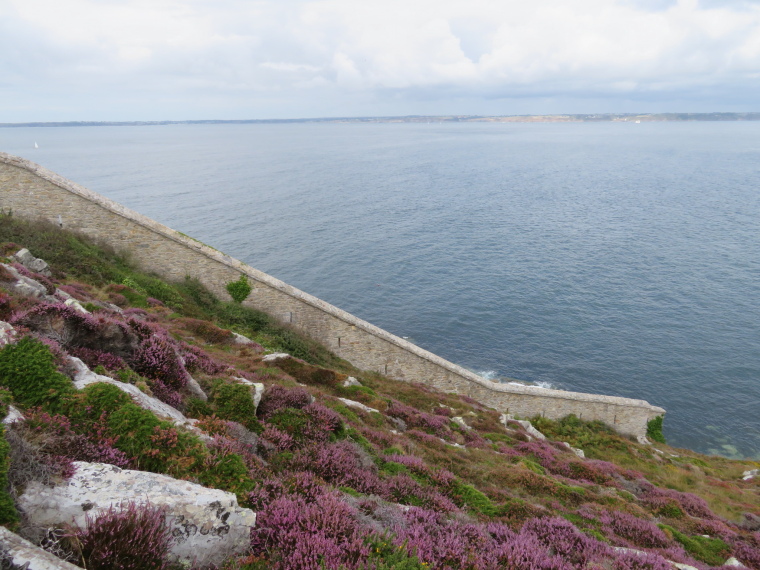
[2,122,759,458]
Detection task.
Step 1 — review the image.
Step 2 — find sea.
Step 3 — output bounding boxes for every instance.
[1,121,758,459]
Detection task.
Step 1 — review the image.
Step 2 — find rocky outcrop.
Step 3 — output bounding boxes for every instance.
[0,527,80,570]
[18,462,257,567]
[337,397,379,414]
[0,321,17,347]
[13,249,52,277]
[69,357,206,437]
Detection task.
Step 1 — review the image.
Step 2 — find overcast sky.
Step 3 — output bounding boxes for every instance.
[2,0,760,121]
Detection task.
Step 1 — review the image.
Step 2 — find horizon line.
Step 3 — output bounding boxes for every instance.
[2,111,760,127]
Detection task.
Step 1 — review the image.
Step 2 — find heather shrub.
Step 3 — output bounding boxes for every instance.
[148,378,184,410]
[386,400,450,437]
[250,492,371,570]
[131,335,188,390]
[211,382,264,433]
[257,385,312,418]
[0,290,13,321]
[600,510,670,548]
[292,440,382,495]
[182,343,227,375]
[0,336,74,411]
[68,346,126,372]
[521,516,609,567]
[65,501,173,570]
[181,318,234,344]
[11,302,98,347]
[732,541,760,570]
[16,406,131,470]
[391,508,493,568]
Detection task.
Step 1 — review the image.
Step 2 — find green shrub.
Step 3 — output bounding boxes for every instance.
[660,525,730,566]
[448,480,497,516]
[106,403,205,476]
[198,449,254,502]
[211,383,264,434]
[185,397,214,418]
[0,424,19,529]
[364,535,425,569]
[0,336,74,411]
[647,416,666,444]
[226,275,252,304]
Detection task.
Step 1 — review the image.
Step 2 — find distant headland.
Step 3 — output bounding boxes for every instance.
[2,112,760,128]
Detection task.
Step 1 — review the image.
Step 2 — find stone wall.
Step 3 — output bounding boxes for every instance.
[0,152,665,438]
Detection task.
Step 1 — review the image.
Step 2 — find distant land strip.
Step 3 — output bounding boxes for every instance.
[2,112,760,127]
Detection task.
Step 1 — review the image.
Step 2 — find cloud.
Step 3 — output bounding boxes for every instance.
[3,0,760,119]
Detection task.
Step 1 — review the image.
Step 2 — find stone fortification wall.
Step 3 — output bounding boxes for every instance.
[0,152,664,438]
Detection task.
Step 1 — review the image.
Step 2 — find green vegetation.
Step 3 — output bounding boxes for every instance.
[211,382,264,434]
[0,337,74,411]
[2,214,760,570]
[226,274,252,304]
[647,415,667,444]
[660,525,731,566]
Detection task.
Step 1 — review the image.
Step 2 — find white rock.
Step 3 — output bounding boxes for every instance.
[451,416,472,431]
[342,376,361,387]
[0,527,80,569]
[637,435,651,445]
[231,377,265,409]
[337,397,379,414]
[18,462,257,567]
[2,405,24,425]
[63,298,89,314]
[724,557,747,567]
[70,357,206,438]
[262,352,290,362]
[0,320,17,347]
[13,248,52,277]
[54,288,72,301]
[1,263,48,298]
[501,416,547,441]
[742,469,759,481]
[185,374,208,402]
[556,441,585,458]
[232,332,255,345]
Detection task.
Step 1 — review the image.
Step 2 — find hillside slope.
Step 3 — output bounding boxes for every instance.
[0,214,758,570]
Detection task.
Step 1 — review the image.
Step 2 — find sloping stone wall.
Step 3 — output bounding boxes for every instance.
[0,152,665,438]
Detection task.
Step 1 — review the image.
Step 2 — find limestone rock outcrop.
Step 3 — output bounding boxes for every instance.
[18,462,257,567]
[70,357,206,437]
[0,527,80,570]
[13,248,52,277]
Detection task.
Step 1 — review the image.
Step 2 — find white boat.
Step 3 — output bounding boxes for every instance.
[34,142,38,149]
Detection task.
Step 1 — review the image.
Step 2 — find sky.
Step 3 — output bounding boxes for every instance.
[2,0,760,121]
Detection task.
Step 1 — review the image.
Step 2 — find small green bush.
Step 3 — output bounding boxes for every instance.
[647,416,666,444]
[0,336,74,411]
[660,525,730,566]
[364,535,425,569]
[226,275,252,304]
[211,383,263,434]
[198,449,254,502]
[448,480,497,516]
[0,424,19,529]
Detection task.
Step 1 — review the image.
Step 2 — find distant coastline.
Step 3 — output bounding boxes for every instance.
[2,112,760,128]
